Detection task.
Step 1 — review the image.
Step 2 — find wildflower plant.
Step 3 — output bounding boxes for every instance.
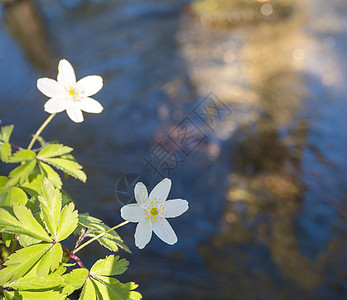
[0,59,189,299]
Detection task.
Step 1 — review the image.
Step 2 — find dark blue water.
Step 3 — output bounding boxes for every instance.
[1,0,347,299]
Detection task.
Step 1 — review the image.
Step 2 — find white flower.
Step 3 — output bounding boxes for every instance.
[121,178,189,249]
[37,59,103,123]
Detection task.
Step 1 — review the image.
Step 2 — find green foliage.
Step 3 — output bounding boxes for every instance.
[78,214,131,253]
[0,125,14,162]
[79,256,141,300]
[90,255,129,276]
[0,124,141,299]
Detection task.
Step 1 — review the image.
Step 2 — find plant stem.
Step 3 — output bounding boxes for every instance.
[62,245,86,268]
[0,139,23,152]
[27,113,56,150]
[72,220,129,255]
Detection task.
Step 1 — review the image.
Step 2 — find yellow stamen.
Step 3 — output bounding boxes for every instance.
[150,208,159,216]
[68,89,77,96]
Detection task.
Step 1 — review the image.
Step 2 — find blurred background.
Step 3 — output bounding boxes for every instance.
[1,0,347,299]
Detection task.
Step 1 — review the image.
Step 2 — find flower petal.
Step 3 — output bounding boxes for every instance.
[77,75,103,97]
[148,178,171,202]
[134,218,152,249]
[163,199,189,218]
[121,204,146,222]
[44,97,67,114]
[66,106,84,123]
[152,218,177,245]
[134,182,148,205]
[37,78,65,98]
[57,59,76,87]
[78,97,103,114]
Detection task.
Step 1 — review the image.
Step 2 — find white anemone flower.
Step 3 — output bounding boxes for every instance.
[121,178,189,249]
[37,59,103,123]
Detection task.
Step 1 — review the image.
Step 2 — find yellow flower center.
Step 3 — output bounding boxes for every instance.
[143,198,167,224]
[68,89,77,96]
[150,208,158,216]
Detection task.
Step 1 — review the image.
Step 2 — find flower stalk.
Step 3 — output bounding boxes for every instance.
[27,113,56,150]
[72,220,129,255]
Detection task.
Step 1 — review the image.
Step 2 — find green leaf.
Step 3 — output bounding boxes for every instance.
[36,243,63,277]
[79,278,96,300]
[38,161,62,189]
[0,187,28,207]
[37,144,73,159]
[6,160,37,186]
[90,255,129,276]
[0,176,10,199]
[5,269,64,291]
[20,174,44,197]
[62,268,89,296]
[12,202,51,241]
[56,203,78,242]
[0,125,14,142]
[38,178,61,238]
[78,214,130,253]
[0,176,8,188]
[0,243,51,284]
[18,234,42,248]
[3,290,65,300]
[7,150,36,163]
[0,142,11,162]
[40,158,86,183]
[2,232,13,247]
[0,203,51,242]
[25,196,41,215]
[61,191,73,207]
[92,276,142,300]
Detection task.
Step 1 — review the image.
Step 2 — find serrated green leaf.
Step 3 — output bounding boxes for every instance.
[38,162,62,189]
[0,187,28,207]
[20,174,44,197]
[79,278,96,300]
[7,150,36,163]
[3,290,65,300]
[6,160,37,186]
[90,255,129,276]
[40,158,87,183]
[56,203,78,242]
[0,243,51,284]
[78,214,130,253]
[38,178,61,238]
[0,203,51,242]
[97,235,130,254]
[92,276,142,300]
[37,144,73,159]
[12,202,51,241]
[0,142,11,162]
[6,269,64,291]
[18,234,42,247]
[0,125,14,142]
[62,268,89,296]
[0,208,24,230]
[36,243,63,277]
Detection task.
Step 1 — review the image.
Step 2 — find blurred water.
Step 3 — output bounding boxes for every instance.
[1,0,347,299]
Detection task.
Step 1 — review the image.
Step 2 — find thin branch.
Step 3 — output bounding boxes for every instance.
[0,139,23,152]
[61,244,86,269]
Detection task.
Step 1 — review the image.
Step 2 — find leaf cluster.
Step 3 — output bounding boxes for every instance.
[0,125,141,299]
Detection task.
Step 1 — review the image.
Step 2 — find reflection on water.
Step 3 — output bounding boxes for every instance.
[1,0,347,299]
[3,0,54,70]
